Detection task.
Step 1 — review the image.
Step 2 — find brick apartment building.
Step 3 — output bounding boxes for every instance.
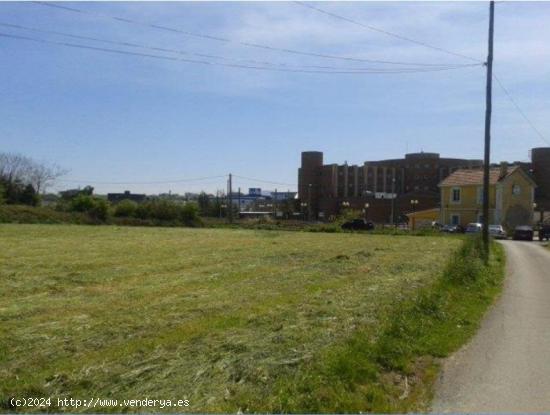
[298,147,550,223]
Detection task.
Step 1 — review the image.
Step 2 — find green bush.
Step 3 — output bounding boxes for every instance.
[70,194,96,212]
[89,198,109,221]
[69,194,109,221]
[132,199,200,225]
[113,199,138,217]
[179,202,199,225]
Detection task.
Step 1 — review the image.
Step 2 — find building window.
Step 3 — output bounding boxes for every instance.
[451,214,460,225]
[477,186,483,205]
[451,187,461,203]
[512,184,521,195]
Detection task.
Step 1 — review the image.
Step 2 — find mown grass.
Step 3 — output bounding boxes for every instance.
[0,225,502,413]
[261,236,505,413]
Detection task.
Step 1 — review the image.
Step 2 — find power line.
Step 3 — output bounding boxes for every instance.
[493,74,550,146]
[57,175,226,185]
[233,175,297,187]
[0,31,483,74]
[294,1,483,64]
[0,22,480,73]
[32,1,475,68]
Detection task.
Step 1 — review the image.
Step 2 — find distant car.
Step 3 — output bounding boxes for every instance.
[465,223,483,234]
[513,226,534,241]
[538,224,550,241]
[441,224,464,234]
[489,224,507,239]
[341,219,375,231]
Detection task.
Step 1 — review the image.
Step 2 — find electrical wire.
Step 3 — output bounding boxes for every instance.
[57,175,226,185]
[32,1,476,68]
[0,22,480,73]
[233,175,297,187]
[493,74,550,146]
[294,1,483,64]
[0,32,483,74]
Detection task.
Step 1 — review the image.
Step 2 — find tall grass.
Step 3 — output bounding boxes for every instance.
[244,236,505,413]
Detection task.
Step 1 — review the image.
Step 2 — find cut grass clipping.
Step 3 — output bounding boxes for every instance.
[266,236,505,413]
[0,225,503,412]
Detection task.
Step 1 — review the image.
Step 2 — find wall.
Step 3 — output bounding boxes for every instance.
[440,185,497,226]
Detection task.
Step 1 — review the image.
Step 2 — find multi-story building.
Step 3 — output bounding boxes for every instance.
[298,148,550,223]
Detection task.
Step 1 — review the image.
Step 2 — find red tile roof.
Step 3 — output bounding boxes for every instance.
[439,166,520,187]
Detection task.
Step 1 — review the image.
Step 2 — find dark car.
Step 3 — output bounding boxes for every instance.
[539,224,550,241]
[513,226,534,241]
[341,219,375,231]
[465,223,483,234]
[441,224,465,233]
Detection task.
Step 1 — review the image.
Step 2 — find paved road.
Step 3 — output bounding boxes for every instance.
[432,241,550,413]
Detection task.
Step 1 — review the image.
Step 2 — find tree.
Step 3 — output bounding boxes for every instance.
[20,184,39,206]
[0,152,67,199]
[197,192,211,216]
[28,162,67,193]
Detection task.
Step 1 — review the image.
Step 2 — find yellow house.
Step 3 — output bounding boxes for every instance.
[439,164,536,230]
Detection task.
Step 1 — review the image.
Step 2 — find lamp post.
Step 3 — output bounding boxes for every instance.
[410,199,419,230]
[534,202,542,225]
[364,202,370,221]
[390,177,396,226]
[300,202,308,221]
[341,201,350,214]
[308,183,313,221]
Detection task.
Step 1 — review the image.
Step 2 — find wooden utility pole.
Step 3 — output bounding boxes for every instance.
[482,0,495,254]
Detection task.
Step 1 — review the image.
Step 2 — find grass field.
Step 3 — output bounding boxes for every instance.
[0,224,488,412]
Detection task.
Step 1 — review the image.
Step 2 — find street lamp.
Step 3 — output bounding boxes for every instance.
[300,202,308,221]
[390,177,396,226]
[534,202,542,224]
[363,202,370,221]
[410,199,419,230]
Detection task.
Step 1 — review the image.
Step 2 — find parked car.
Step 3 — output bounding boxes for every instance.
[513,225,534,241]
[489,224,507,239]
[465,223,483,234]
[341,219,375,231]
[538,224,550,241]
[441,224,465,233]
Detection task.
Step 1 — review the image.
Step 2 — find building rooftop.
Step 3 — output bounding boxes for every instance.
[439,166,520,187]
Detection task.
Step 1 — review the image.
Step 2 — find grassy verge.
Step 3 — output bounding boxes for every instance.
[0,205,202,228]
[245,236,505,413]
[0,205,93,224]
[1,205,445,237]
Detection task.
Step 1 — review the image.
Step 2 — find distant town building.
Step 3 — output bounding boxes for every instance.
[107,190,146,204]
[298,148,550,223]
[298,151,483,222]
[229,188,297,212]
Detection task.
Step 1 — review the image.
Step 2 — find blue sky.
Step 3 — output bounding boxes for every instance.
[1,1,549,194]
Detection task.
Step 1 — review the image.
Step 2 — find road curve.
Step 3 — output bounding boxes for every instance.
[432,240,550,413]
